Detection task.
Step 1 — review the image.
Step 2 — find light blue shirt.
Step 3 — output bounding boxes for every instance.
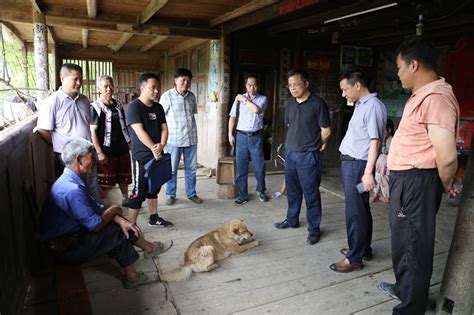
[229,93,267,132]
[339,93,387,160]
[38,168,105,240]
[160,88,198,147]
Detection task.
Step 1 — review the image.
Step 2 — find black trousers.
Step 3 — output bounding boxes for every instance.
[57,223,139,268]
[389,168,443,315]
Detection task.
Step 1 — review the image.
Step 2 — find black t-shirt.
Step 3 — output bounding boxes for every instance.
[284,93,330,152]
[90,101,129,156]
[125,99,167,161]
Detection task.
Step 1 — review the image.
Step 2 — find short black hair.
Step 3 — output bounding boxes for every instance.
[244,73,259,84]
[138,72,160,86]
[339,69,369,87]
[395,37,437,72]
[60,63,82,77]
[287,69,309,82]
[386,118,395,136]
[175,68,193,79]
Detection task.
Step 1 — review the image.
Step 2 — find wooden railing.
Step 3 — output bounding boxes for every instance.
[0,115,54,315]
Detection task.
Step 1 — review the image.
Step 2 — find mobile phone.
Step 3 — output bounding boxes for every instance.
[128,229,139,243]
[355,182,366,194]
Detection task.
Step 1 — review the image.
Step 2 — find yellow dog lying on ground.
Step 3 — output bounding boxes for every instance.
[160,220,259,282]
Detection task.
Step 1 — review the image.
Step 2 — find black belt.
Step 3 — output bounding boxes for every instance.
[340,154,356,161]
[237,129,263,137]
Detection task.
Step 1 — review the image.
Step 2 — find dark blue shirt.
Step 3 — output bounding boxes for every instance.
[38,168,105,240]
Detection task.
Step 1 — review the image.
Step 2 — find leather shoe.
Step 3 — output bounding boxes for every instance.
[340,248,373,261]
[307,234,320,245]
[329,258,363,273]
[166,197,176,206]
[188,195,203,204]
[274,219,299,229]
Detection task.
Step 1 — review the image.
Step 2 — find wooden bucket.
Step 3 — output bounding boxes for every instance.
[216,156,236,185]
[216,153,237,199]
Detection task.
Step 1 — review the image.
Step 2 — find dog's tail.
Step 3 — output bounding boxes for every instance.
[160,265,193,282]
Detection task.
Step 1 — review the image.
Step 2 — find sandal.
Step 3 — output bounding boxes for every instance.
[123,272,159,289]
[143,240,173,259]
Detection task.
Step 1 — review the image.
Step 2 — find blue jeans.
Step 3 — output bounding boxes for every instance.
[166,143,197,198]
[341,160,372,264]
[235,132,266,200]
[285,151,322,236]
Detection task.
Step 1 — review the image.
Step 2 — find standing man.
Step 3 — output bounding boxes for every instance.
[274,69,331,245]
[90,75,132,206]
[329,69,386,273]
[160,68,202,206]
[378,37,459,314]
[36,63,98,199]
[125,73,173,228]
[228,74,269,206]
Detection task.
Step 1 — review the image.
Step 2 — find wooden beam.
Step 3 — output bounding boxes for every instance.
[82,29,88,48]
[168,38,207,56]
[86,0,97,18]
[109,33,134,52]
[0,22,25,46]
[1,5,221,39]
[47,26,57,44]
[268,0,399,33]
[210,0,278,27]
[222,3,280,34]
[140,0,168,25]
[30,0,42,13]
[140,35,167,52]
[59,44,164,66]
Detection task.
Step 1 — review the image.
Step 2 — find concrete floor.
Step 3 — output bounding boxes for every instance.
[78,167,458,315]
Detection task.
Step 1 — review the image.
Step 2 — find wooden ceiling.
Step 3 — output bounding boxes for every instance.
[2,0,473,58]
[0,0,279,54]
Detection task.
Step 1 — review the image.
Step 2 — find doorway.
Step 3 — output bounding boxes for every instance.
[236,67,277,162]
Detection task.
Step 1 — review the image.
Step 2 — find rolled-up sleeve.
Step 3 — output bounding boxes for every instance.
[65,189,102,231]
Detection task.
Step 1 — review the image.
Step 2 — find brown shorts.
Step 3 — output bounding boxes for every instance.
[97,151,132,188]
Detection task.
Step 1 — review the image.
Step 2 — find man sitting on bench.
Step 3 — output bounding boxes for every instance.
[38,138,173,289]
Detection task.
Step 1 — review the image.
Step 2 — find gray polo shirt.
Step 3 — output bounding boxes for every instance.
[229,93,267,132]
[160,88,198,147]
[285,93,331,152]
[339,93,387,160]
[37,88,91,153]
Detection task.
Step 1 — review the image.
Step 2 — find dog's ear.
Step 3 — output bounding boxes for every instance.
[231,221,241,234]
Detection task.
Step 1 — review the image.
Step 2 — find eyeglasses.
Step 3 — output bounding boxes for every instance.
[286,82,304,89]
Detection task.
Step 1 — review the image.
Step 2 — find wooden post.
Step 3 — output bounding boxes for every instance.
[33,17,49,102]
[436,134,474,314]
[216,35,231,159]
[21,44,28,88]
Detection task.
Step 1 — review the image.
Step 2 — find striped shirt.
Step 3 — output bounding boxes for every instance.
[159,88,198,146]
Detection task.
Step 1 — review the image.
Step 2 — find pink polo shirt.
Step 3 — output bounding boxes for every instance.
[388,78,459,171]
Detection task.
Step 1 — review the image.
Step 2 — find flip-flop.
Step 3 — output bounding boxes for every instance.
[143,240,173,259]
[123,272,159,289]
